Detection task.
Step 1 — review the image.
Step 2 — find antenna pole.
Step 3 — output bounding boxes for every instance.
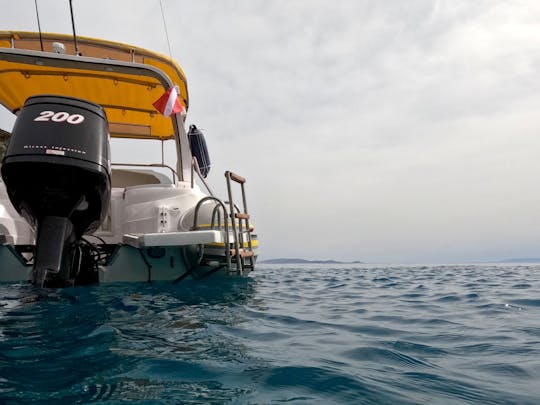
[34,0,44,51]
[68,0,80,55]
[159,0,173,60]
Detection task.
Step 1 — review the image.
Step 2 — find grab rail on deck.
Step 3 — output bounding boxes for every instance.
[111,162,178,184]
[192,196,231,269]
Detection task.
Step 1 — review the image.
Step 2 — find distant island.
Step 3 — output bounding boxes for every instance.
[499,258,540,263]
[259,258,364,264]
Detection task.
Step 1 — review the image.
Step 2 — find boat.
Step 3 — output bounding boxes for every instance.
[0,31,258,287]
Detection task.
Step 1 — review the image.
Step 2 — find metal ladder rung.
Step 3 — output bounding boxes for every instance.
[230,249,255,258]
[235,213,250,220]
[228,172,246,184]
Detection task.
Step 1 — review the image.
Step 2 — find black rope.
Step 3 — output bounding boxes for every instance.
[34,0,44,51]
[83,234,107,246]
[159,0,173,60]
[172,267,195,284]
[198,265,226,279]
[138,249,152,282]
[68,0,80,55]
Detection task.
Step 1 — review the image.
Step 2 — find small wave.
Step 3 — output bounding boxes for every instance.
[262,366,411,404]
[435,294,461,302]
[342,347,435,368]
[83,382,116,401]
[402,371,501,404]
[480,362,530,377]
[84,324,119,339]
[512,283,532,289]
[510,299,540,308]
[390,340,448,356]
[401,292,426,298]
[454,343,495,354]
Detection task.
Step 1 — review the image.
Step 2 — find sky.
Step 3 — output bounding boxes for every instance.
[1,0,540,263]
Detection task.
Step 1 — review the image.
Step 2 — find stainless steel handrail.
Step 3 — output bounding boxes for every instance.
[111,162,177,183]
[192,196,231,270]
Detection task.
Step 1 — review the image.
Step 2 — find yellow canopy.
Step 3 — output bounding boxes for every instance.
[0,31,189,140]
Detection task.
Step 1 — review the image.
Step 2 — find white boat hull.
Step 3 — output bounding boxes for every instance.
[0,176,258,284]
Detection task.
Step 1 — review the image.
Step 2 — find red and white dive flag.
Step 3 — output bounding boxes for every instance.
[153,86,184,117]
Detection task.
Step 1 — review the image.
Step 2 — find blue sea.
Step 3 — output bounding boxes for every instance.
[1,263,540,404]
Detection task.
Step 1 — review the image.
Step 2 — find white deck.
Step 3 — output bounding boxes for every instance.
[122,230,224,248]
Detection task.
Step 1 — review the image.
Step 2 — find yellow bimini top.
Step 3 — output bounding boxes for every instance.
[0,31,189,140]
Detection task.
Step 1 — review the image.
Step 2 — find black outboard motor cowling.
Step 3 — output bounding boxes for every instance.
[1,95,111,286]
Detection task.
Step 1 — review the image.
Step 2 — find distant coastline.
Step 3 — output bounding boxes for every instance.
[259,258,364,264]
[259,258,540,265]
[499,258,540,263]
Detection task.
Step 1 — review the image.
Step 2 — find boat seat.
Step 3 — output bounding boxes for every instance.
[111,169,172,188]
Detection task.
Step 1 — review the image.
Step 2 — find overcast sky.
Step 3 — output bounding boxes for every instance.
[1,0,540,263]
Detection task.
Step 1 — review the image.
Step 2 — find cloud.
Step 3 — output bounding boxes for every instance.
[1,0,540,262]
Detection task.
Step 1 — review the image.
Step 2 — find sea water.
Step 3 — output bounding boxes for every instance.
[1,264,539,404]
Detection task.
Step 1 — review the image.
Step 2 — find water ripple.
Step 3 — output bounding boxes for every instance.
[0,264,540,403]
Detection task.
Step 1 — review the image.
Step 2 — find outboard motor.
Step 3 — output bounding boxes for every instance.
[1,95,111,287]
